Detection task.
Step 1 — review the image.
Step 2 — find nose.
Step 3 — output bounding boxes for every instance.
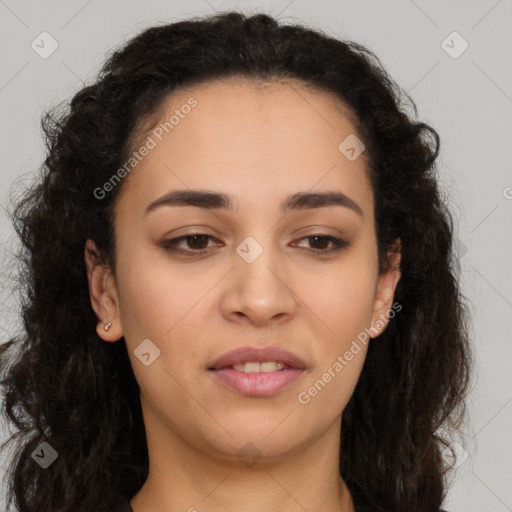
[220,238,297,327]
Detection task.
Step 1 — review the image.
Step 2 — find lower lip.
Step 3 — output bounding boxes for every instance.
[209,368,305,397]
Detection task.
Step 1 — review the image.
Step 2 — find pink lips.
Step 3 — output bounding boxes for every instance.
[208,346,306,397]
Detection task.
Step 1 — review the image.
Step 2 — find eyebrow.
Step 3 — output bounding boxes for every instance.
[145,189,364,217]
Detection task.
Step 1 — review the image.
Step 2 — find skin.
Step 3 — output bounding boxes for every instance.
[85,78,401,512]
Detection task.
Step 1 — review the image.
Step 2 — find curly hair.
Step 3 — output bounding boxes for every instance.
[0,11,472,512]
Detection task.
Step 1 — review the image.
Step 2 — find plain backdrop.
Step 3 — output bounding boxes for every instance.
[1,1,511,511]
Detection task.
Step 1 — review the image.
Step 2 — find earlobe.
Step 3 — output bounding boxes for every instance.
[370,240,402,339]
[84,240,123,342]
[95,318,122,342]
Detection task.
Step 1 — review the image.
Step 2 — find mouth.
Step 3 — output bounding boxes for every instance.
[208,346,306,397]
[223,361,293,372]
[208,346,306,371]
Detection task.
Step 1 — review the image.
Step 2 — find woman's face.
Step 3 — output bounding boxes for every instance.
[87,78,400,464]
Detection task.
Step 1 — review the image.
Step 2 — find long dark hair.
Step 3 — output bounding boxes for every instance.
[0,11,472,512]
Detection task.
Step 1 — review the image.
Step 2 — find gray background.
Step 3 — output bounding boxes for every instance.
[1,0,511,511]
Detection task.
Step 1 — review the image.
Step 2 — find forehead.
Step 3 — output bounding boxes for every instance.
[118,77,373,216]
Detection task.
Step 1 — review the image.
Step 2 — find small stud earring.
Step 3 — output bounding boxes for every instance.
[104,322,112,331]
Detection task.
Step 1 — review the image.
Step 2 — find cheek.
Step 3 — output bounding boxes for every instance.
[294,255,378,346]
[293,258,376,419]
[304,274,375,327]
[115,245,201,338]
[294,341,368,437]
[116,259,208,412]
[295,274,373,390]
[292,250,377,407]
[115,248,216,382]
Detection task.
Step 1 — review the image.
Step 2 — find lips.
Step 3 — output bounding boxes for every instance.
[208,346,306,370]
[208,346,306,397]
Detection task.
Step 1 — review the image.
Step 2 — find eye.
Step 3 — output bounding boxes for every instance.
[159,233,220,254]
[294,234,350,255]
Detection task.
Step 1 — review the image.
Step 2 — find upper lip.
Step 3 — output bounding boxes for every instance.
[209,346,306,370]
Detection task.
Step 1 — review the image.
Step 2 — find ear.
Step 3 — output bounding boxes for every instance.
[369,239,402,339]
[84,239,123,342]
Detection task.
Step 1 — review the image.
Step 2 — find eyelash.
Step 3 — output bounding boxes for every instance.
[160,233,350,256]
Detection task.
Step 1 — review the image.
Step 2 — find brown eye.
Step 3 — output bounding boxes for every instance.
[295,235,350,255]
[160,234,220,254]
[183,235,210,250]
[308,236,331,251]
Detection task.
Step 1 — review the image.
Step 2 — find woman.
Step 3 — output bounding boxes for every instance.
[0,11,472,512]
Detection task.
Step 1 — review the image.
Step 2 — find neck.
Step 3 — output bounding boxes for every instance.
[130,408,355,512]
